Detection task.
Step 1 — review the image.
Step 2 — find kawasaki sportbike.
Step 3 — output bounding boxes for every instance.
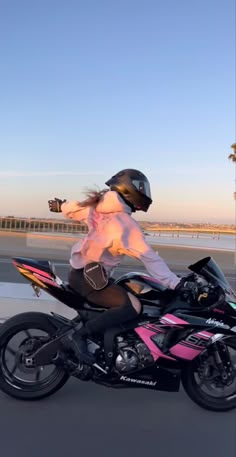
[0,256,235,411]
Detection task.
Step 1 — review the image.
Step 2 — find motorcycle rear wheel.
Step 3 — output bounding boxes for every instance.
[0,312,69,401]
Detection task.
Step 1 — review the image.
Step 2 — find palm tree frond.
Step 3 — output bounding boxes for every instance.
[228,153,236,162]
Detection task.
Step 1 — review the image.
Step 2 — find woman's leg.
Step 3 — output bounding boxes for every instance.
[68,268,142,364]
[83,287,141,335]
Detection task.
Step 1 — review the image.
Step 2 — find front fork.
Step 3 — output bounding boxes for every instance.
[209,341,233,384]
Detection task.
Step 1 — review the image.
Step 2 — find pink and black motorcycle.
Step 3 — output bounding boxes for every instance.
[0,255,235,411]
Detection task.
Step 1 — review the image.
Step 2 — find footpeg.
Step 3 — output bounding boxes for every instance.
[93,363,108,375]
[72,363,93,380]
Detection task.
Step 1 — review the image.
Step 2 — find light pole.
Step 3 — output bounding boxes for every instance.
[228,143,236,263]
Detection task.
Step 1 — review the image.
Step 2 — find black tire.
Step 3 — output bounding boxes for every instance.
[0,312,69,401]
[182,357,236,412]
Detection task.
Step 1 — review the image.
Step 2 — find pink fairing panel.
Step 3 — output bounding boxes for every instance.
[170,343,202,360]
[135,327,176,362]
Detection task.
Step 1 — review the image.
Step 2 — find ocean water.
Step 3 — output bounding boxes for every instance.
[145,232,236,252]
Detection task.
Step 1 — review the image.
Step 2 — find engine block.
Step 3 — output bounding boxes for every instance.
[115,337,154,373]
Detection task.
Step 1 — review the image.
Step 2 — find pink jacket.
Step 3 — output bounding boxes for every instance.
[61,191,180,290]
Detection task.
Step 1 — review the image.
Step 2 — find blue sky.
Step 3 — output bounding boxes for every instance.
[0,0,235,223]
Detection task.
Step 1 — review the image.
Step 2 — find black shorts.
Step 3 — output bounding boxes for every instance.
[68,268,130,309]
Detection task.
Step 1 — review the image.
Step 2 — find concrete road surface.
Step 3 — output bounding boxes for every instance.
[0,233,235,457]
[0,377,235,457]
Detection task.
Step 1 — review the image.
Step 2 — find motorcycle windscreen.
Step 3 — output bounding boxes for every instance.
[188,256,233,294]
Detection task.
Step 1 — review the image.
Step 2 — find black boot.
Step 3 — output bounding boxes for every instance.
[63,326,96,366]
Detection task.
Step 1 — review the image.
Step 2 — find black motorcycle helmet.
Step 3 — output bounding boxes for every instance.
[105,169,152,212]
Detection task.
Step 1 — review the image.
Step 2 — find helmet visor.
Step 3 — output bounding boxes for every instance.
[132,179,152,199]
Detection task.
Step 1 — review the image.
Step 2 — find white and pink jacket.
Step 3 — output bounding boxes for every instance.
[61,191,180,290]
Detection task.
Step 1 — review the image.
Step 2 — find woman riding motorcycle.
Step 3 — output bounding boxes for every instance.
[48,169,190,364]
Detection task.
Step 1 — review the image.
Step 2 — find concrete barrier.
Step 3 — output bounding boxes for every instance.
[0,282,77,321]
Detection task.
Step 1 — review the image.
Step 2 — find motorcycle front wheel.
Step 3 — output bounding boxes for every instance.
[182,339,236,412]
[0,312,69,401]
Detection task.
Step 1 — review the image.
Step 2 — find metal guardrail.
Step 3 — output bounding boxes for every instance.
[0,217,88,234]
[0,217,235,238]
